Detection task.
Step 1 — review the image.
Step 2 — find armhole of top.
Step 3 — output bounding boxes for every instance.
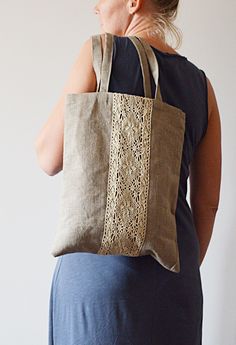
[199,69,209,140]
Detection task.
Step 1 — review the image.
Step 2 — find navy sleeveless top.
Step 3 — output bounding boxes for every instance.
[48,34,207,345]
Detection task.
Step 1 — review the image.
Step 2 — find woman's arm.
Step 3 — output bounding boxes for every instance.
[34,34,106,176]
[189,76,222,266]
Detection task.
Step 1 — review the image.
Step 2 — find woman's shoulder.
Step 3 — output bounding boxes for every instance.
[91,32,218,123]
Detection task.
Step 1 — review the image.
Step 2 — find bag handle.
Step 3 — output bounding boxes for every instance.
[127,36,153,98]
[92,34,103,92]
[92,32,162,101]
[99,32,114,93]
[93,32,152,97]
[100,32,153,98]
[134,36,163,102]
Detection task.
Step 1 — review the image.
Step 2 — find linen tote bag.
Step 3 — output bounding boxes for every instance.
[51,32,186,273]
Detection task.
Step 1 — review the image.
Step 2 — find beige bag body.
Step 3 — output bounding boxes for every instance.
[51,32,186,273]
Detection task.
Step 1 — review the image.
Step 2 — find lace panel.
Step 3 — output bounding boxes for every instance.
[97,93,153,256]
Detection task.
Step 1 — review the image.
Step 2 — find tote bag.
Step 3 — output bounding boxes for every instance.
[50,32,186,273]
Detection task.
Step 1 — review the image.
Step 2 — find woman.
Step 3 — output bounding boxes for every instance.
[35,0,221,344]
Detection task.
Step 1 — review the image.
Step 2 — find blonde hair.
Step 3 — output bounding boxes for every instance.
[148,0,182,49]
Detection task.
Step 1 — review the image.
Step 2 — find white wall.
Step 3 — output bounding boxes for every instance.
[0,0,234,344]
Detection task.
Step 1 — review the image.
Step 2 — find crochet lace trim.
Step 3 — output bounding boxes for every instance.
[97,93,153,256]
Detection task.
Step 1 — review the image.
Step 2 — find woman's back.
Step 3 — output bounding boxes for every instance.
[48,34,210,345]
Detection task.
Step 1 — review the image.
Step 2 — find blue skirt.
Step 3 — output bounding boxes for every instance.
[48,251,203,345]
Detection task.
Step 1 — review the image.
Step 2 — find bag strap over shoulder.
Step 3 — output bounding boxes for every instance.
[91,33,114,93]
[91,34,103,92]
[127,36,152,98]
[135,36,163,102]
[100,33,114,93]
[91,32,162,101]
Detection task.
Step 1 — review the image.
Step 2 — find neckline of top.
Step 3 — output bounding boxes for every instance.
[116,34,187,59]
[148,43,187,59]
